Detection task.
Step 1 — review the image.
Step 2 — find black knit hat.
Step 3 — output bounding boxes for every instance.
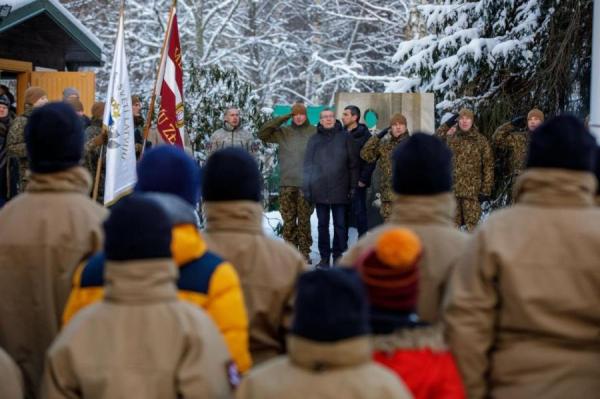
[0,95,10,108]
[25,102,84,174]
[202,147,262,202]
[292,268,369,342]
[392,132,453,195]
[136,146,202,205]
[104,194,173,261]
[527,115,596,172]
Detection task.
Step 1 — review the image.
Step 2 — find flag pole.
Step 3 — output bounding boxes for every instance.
[140,0,177,158]
[92,0,125,202]
[92,143,104,201]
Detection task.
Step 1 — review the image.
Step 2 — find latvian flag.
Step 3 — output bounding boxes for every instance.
[156,8,185,147]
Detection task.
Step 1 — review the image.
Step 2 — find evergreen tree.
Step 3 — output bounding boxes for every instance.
[390,0,592,125]
[184,63,276,208]
[390,0,593,206]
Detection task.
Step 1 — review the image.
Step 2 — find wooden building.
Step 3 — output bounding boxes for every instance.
[0,0,102,113]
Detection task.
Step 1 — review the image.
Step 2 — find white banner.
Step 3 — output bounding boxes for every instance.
[102,10,137,205]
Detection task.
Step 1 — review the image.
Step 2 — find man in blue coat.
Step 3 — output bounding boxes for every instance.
[303,109,359,267]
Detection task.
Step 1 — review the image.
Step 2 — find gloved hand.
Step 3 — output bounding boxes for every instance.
[511,115,526,129]
[92,129,108,147]
[445,113,459,127]
[302,190,313,205]
[377,127,390,139]
[479,194,490,203]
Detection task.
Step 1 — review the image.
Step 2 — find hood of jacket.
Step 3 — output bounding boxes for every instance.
[390,192,456,226]
[371,323,447,352]
[26,166,92,195]
[514,168,596,207]
[203,200,264,235]
[103,258,179,304]
[287,335,372,371]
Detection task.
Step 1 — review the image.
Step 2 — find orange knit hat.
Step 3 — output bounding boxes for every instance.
[356,228,422,311]
[390,113,407,126]
[458,108,474,120]
[291,103,307,116]
[527,108,544,122]
[24,86,47,106]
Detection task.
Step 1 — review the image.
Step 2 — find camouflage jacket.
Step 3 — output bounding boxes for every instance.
[84,121,103,167]
[0,115,13,168]
[208,126,260,157]
[84,120,105,202]
[492,121,530,178]
[7,105,33,160]
[436,124,494,199]
[360,131,410,202]
[258,114,316,187]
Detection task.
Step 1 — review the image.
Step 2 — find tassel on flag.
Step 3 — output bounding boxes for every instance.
[102,4,137,205]
[155,8,185,147]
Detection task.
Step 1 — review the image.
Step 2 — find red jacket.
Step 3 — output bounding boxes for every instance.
[372,325,465,399]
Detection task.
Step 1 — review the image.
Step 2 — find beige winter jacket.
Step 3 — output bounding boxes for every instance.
[445,168,600,399]
[236,335,413,399]
[41,259,234,399]
[0,347,24,399]
[0,166,107,398]
[340,193,469,322]
[202,201,307,364]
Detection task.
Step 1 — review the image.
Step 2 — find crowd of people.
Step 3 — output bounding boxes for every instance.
[0,86,598,399]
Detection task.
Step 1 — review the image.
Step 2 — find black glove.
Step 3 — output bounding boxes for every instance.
[479,194,490,203]
[377,127,390,139]
[511,115,526,129]
[302,190,313,204]
[445,113,459,127]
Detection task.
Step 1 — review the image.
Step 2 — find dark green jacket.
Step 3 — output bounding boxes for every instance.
[258,114,316,187]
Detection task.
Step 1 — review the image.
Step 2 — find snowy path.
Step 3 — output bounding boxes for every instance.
[263,210,359,266]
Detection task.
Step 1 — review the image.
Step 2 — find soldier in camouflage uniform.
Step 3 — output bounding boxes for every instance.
[0,95,13,204]
[209,107,260,158]
[84,102,107,203]
[258,103,316,261]
[436,108,494,231]
[492,108,544,202]
[131,95,147,158]
[360,113,410,221]
[6,87,48,193]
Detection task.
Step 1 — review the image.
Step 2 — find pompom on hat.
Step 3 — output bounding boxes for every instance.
[356,228,422,312]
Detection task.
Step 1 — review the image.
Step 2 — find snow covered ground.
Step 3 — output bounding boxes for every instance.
[263,210,359,266]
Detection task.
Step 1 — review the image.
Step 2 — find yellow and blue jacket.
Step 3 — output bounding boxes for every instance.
[62,222,252,373]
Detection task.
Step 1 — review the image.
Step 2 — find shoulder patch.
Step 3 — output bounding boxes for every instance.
[80,252,106,288]
[177,251,223,294]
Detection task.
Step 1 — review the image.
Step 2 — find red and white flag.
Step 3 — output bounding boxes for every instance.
[155,9,185,147]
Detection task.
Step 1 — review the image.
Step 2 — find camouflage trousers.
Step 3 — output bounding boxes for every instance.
[280,186,313,260]
[380,201,393,222]
[455,197,481,232]
[15,158,28,194]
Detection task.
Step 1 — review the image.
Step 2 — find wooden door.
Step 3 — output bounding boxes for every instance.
[30,71,96,115]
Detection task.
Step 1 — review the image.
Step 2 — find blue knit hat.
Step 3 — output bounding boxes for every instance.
[292,268,369,342]
[25,102,84,174]
[104,194,173,261]
[136,146,201,205]
[392,132,453,195]
[202,147,262,202]
[527,115,596,172]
